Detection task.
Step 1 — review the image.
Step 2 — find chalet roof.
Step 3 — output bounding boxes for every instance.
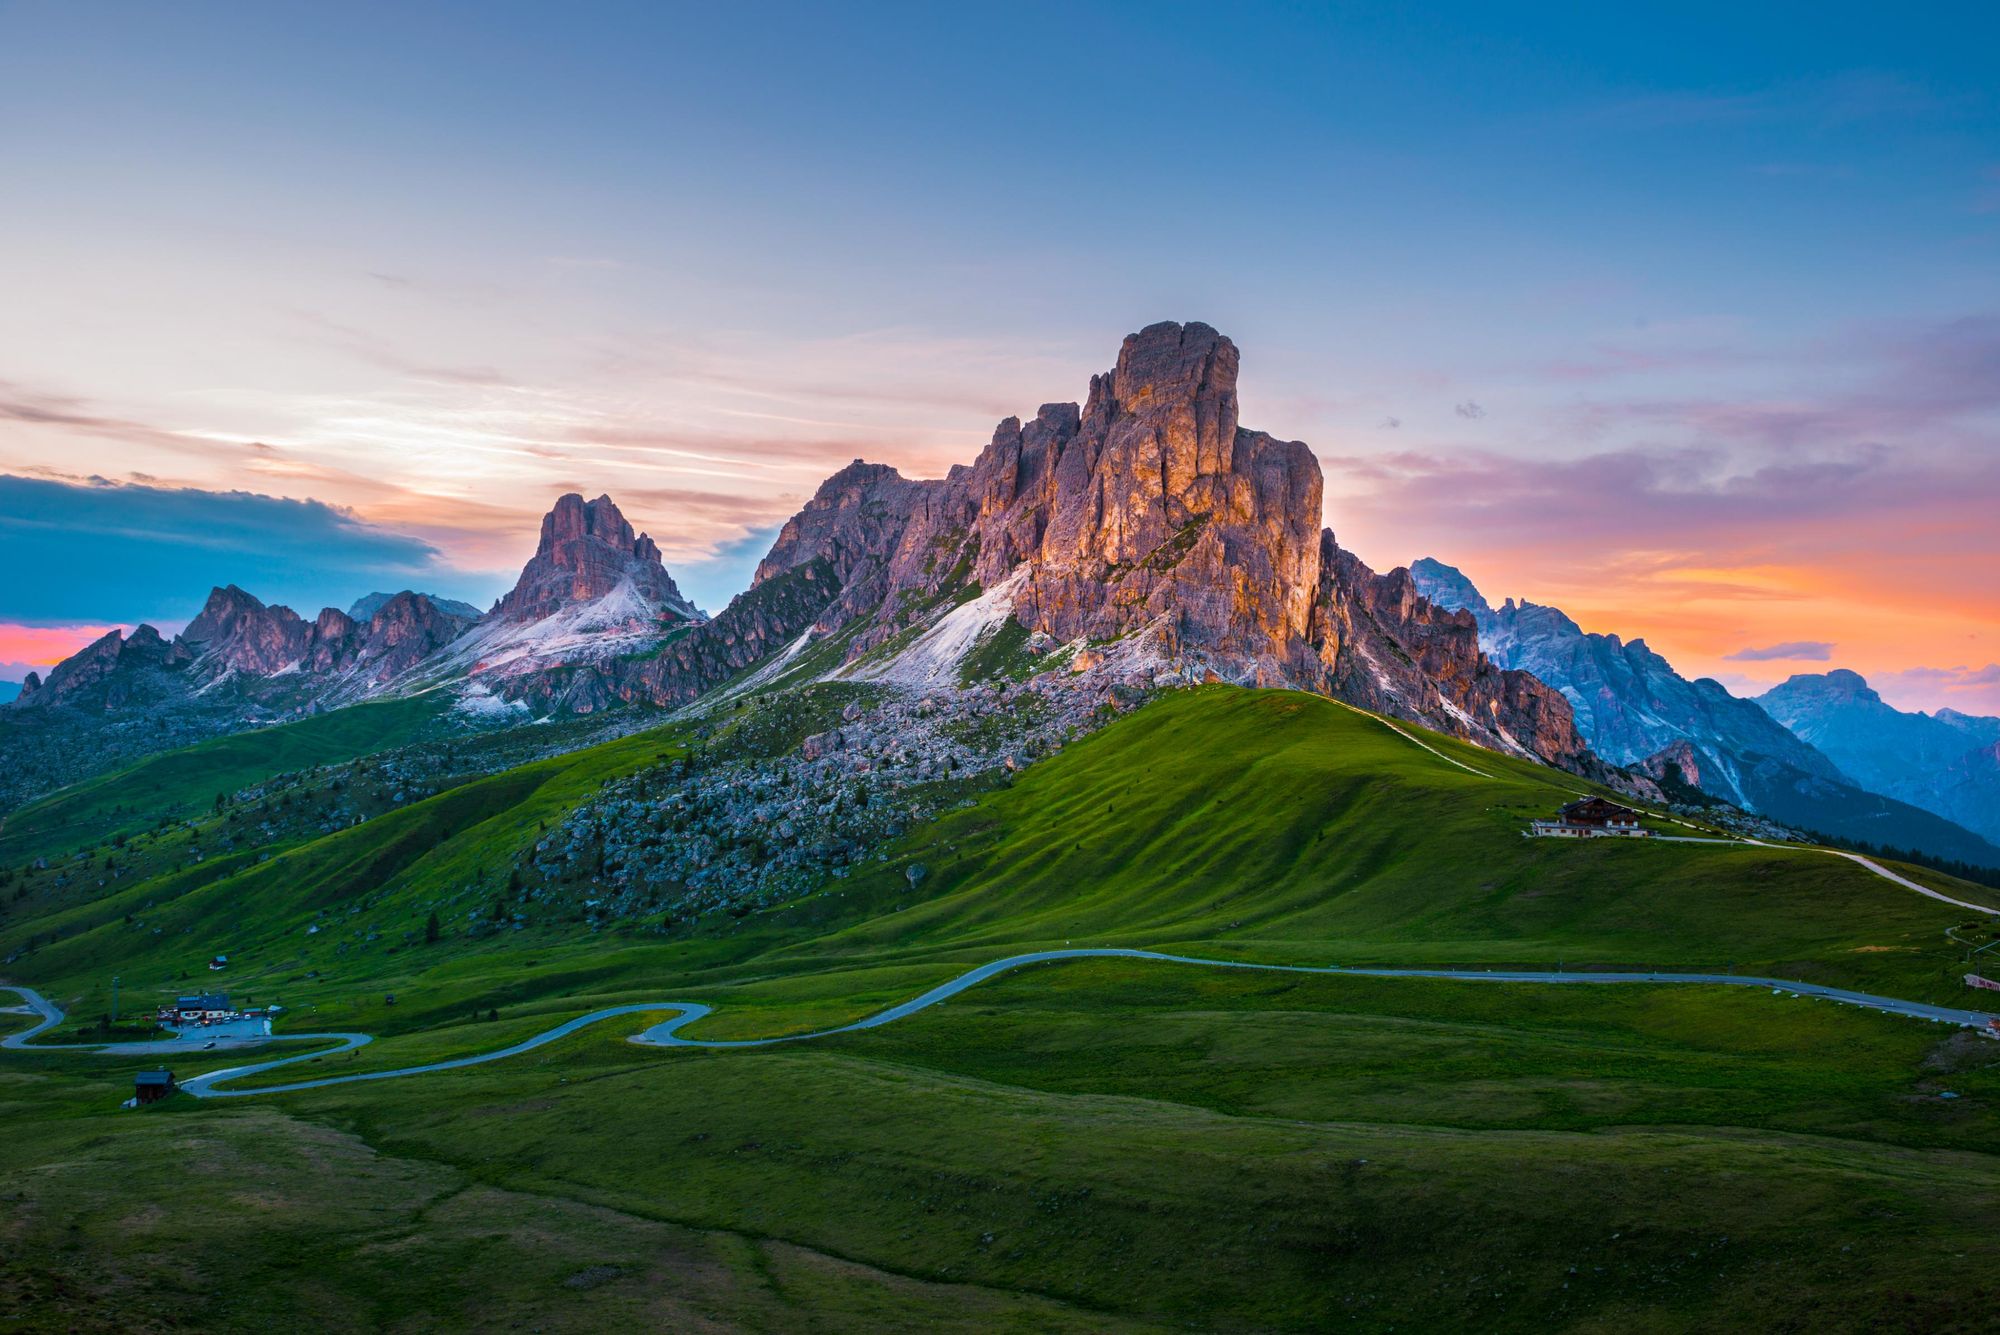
[1559,797,1639,819]
[134,1070,175,1087]
[175,993,229,1009]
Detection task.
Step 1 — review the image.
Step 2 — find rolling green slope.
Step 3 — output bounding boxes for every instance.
[7,687,1993,1043]
[0,692,451,863]
[8,686,2000,1332]
[774,689,1997,1003]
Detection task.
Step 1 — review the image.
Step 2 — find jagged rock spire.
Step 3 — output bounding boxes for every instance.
[493,492,697,623]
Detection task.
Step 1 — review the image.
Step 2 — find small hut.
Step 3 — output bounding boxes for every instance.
[134,1069,177,1104]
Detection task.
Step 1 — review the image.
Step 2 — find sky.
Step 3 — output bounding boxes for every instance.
[2,1,1998,714]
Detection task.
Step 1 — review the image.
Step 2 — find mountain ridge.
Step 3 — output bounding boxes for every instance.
[1759,670,2000,846]
[10,322,1616,806]
[1409,557,2000,870]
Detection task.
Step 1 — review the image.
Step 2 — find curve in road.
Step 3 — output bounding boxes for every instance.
[7,948,1994,1100]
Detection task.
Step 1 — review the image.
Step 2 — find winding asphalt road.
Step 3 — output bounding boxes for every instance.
[5,948,1993,1100]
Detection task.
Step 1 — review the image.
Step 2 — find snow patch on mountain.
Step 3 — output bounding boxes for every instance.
[433,578,696,688]
[841,567,1030,688]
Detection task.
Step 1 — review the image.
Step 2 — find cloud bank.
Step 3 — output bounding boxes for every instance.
[0,474,500,627]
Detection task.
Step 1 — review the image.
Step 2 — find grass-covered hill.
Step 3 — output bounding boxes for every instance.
[5,685,1993,1048]
[0,692,451,863]
[4,686,2000,1331]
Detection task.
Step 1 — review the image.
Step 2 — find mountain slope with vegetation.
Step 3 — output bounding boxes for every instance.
[4,686,2000,1332]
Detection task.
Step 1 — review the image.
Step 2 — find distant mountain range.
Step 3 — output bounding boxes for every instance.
[3,322,1599,811]
[10,318,1991,875]
[348,590,485,622]
[1759,670,2000,848]
[1410,559,2000,870]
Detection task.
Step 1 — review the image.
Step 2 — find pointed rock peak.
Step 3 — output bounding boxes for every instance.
[817,459,905,496]
[348,590,484,623]
[1089,320,1239,430]
[1408,558,1492,617]
[496,491,698,624]
[316,606,357,635]
[534,492,653,559]
[184,584,265,639]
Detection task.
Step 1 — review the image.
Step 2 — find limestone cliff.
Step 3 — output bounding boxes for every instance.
[739,320,1588,764]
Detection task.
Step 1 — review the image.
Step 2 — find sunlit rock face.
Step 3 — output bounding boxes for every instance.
[13,320,1598,779]
[739,320,1589,763]
[492,492,699,625]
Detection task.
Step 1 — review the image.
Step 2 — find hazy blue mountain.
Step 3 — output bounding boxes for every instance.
[1408,559,1839,804]
[1758,671,2000,847]
[1938,708,2000,748]
[349,590,486,622]
[0,681,18,704]
[1410,558,2000,870]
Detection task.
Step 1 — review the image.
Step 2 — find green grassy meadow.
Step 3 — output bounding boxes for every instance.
[0,692,450,863]
[5,686,2000,1331]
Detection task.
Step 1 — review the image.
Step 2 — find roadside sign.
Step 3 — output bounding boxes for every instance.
[1965,974,2000,992]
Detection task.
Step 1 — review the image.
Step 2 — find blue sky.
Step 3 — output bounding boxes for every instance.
[1,1,1997,708]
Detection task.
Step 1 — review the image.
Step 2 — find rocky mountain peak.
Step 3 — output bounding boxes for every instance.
[494,492,698,625]
[1819,668,1877,699]
[970,319,1321,676]
[1409,558,1492,618]
[180,585,311,675]
[183,585,297,643]
[349,590,484,622]
[1085,320,1239,449]
[14,621,185,710]
[731,320,1580,761]
[1757,670,2000,849]
[1760,670,1890,722]
[540,492,638,554]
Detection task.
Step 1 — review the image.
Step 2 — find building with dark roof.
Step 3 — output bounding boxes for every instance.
[1530,797,1651,839]
[134,1069,176,1104]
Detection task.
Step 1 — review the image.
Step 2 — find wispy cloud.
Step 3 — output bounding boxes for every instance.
[1725,641,1835,662]
[0,378,262,462]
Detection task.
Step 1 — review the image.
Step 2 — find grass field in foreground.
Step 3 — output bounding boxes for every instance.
[5,959,1999,1333]
[7,686,2000,1330]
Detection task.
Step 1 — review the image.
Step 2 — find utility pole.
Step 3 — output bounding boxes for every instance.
[111,974,119,1024]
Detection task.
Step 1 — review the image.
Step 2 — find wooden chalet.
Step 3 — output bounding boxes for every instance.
[1529,797,1651,839]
